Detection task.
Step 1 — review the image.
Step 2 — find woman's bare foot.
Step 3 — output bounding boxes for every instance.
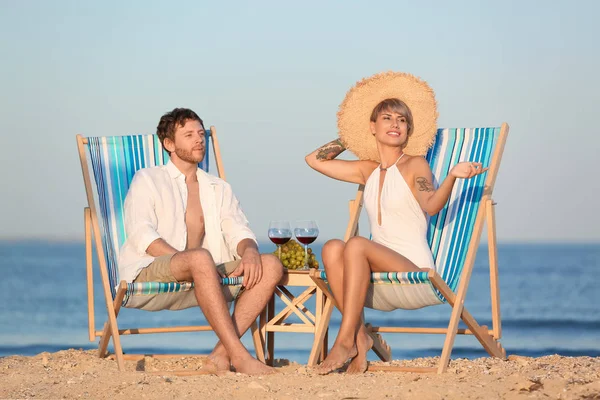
[346,328,373,374]
[231,355,277,375]
[315,343,358,375]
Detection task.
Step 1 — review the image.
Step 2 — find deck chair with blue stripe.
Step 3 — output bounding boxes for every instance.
[309,123,509,374]
[76,127,264,371]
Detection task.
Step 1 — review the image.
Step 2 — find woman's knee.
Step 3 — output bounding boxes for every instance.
[322,239,345,262]
[344,236,368,256]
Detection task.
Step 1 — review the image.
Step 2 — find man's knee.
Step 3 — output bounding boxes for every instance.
[260,254,284,284]
[179,248,215,276]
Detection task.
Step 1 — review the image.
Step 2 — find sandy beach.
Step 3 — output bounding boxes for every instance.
[1,350,599,399]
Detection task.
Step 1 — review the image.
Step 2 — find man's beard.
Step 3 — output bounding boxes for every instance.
[174,146,205,164]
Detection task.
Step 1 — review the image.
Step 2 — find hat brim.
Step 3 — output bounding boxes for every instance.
[337,71,438,161]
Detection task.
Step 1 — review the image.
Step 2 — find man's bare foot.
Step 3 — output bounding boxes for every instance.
[231,356,277,375]
[315,343,358,375]
[346,329,373,374]
[202,353,231,372]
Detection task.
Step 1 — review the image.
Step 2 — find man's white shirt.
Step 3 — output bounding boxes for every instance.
[118,160,257,283]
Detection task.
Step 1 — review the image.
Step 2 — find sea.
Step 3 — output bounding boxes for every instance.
[1,240,599,363]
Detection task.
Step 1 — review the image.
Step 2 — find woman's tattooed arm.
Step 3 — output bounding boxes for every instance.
[415,177,435,192]
[305,138,366,184]
[413,166,457,215]
[315,139,346,160]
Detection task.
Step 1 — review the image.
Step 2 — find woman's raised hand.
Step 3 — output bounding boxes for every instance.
[449,162,488,179]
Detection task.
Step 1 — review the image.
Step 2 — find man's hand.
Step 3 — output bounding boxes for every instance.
[230,247,263,290]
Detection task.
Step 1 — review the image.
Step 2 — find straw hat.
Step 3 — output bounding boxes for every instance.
[337,71,438,161]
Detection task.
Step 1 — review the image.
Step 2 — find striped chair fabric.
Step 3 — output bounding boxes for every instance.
[321,127,500,310]
[85,132,242,307]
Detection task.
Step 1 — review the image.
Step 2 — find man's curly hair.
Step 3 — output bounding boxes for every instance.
[156,108,204,153]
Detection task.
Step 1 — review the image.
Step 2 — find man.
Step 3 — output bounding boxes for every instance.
[118,107,283,375]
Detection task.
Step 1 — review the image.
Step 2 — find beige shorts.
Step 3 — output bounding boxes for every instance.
[134,255,244,301]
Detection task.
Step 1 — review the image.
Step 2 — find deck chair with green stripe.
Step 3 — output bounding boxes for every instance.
[76,128,264,371]
[309,123,509,374]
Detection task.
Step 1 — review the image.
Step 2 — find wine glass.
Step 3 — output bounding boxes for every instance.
[268,221,292,260]
[294,220,319,269]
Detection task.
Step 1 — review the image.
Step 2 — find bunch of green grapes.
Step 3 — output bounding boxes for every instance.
[272,239,320,270]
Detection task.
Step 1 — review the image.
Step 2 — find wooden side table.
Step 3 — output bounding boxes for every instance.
[259,269,332,366]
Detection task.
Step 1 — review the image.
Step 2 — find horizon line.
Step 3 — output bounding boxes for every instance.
[0,236,598,246]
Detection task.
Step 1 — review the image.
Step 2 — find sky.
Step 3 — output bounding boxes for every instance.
[1,0,599,243]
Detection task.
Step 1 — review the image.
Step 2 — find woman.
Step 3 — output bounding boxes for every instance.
[305,72,487,374]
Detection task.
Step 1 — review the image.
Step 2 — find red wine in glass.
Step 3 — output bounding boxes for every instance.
[294,220,319,268]
[270,236,292,245]
[296,236,317,245]
[268,221,292,259]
